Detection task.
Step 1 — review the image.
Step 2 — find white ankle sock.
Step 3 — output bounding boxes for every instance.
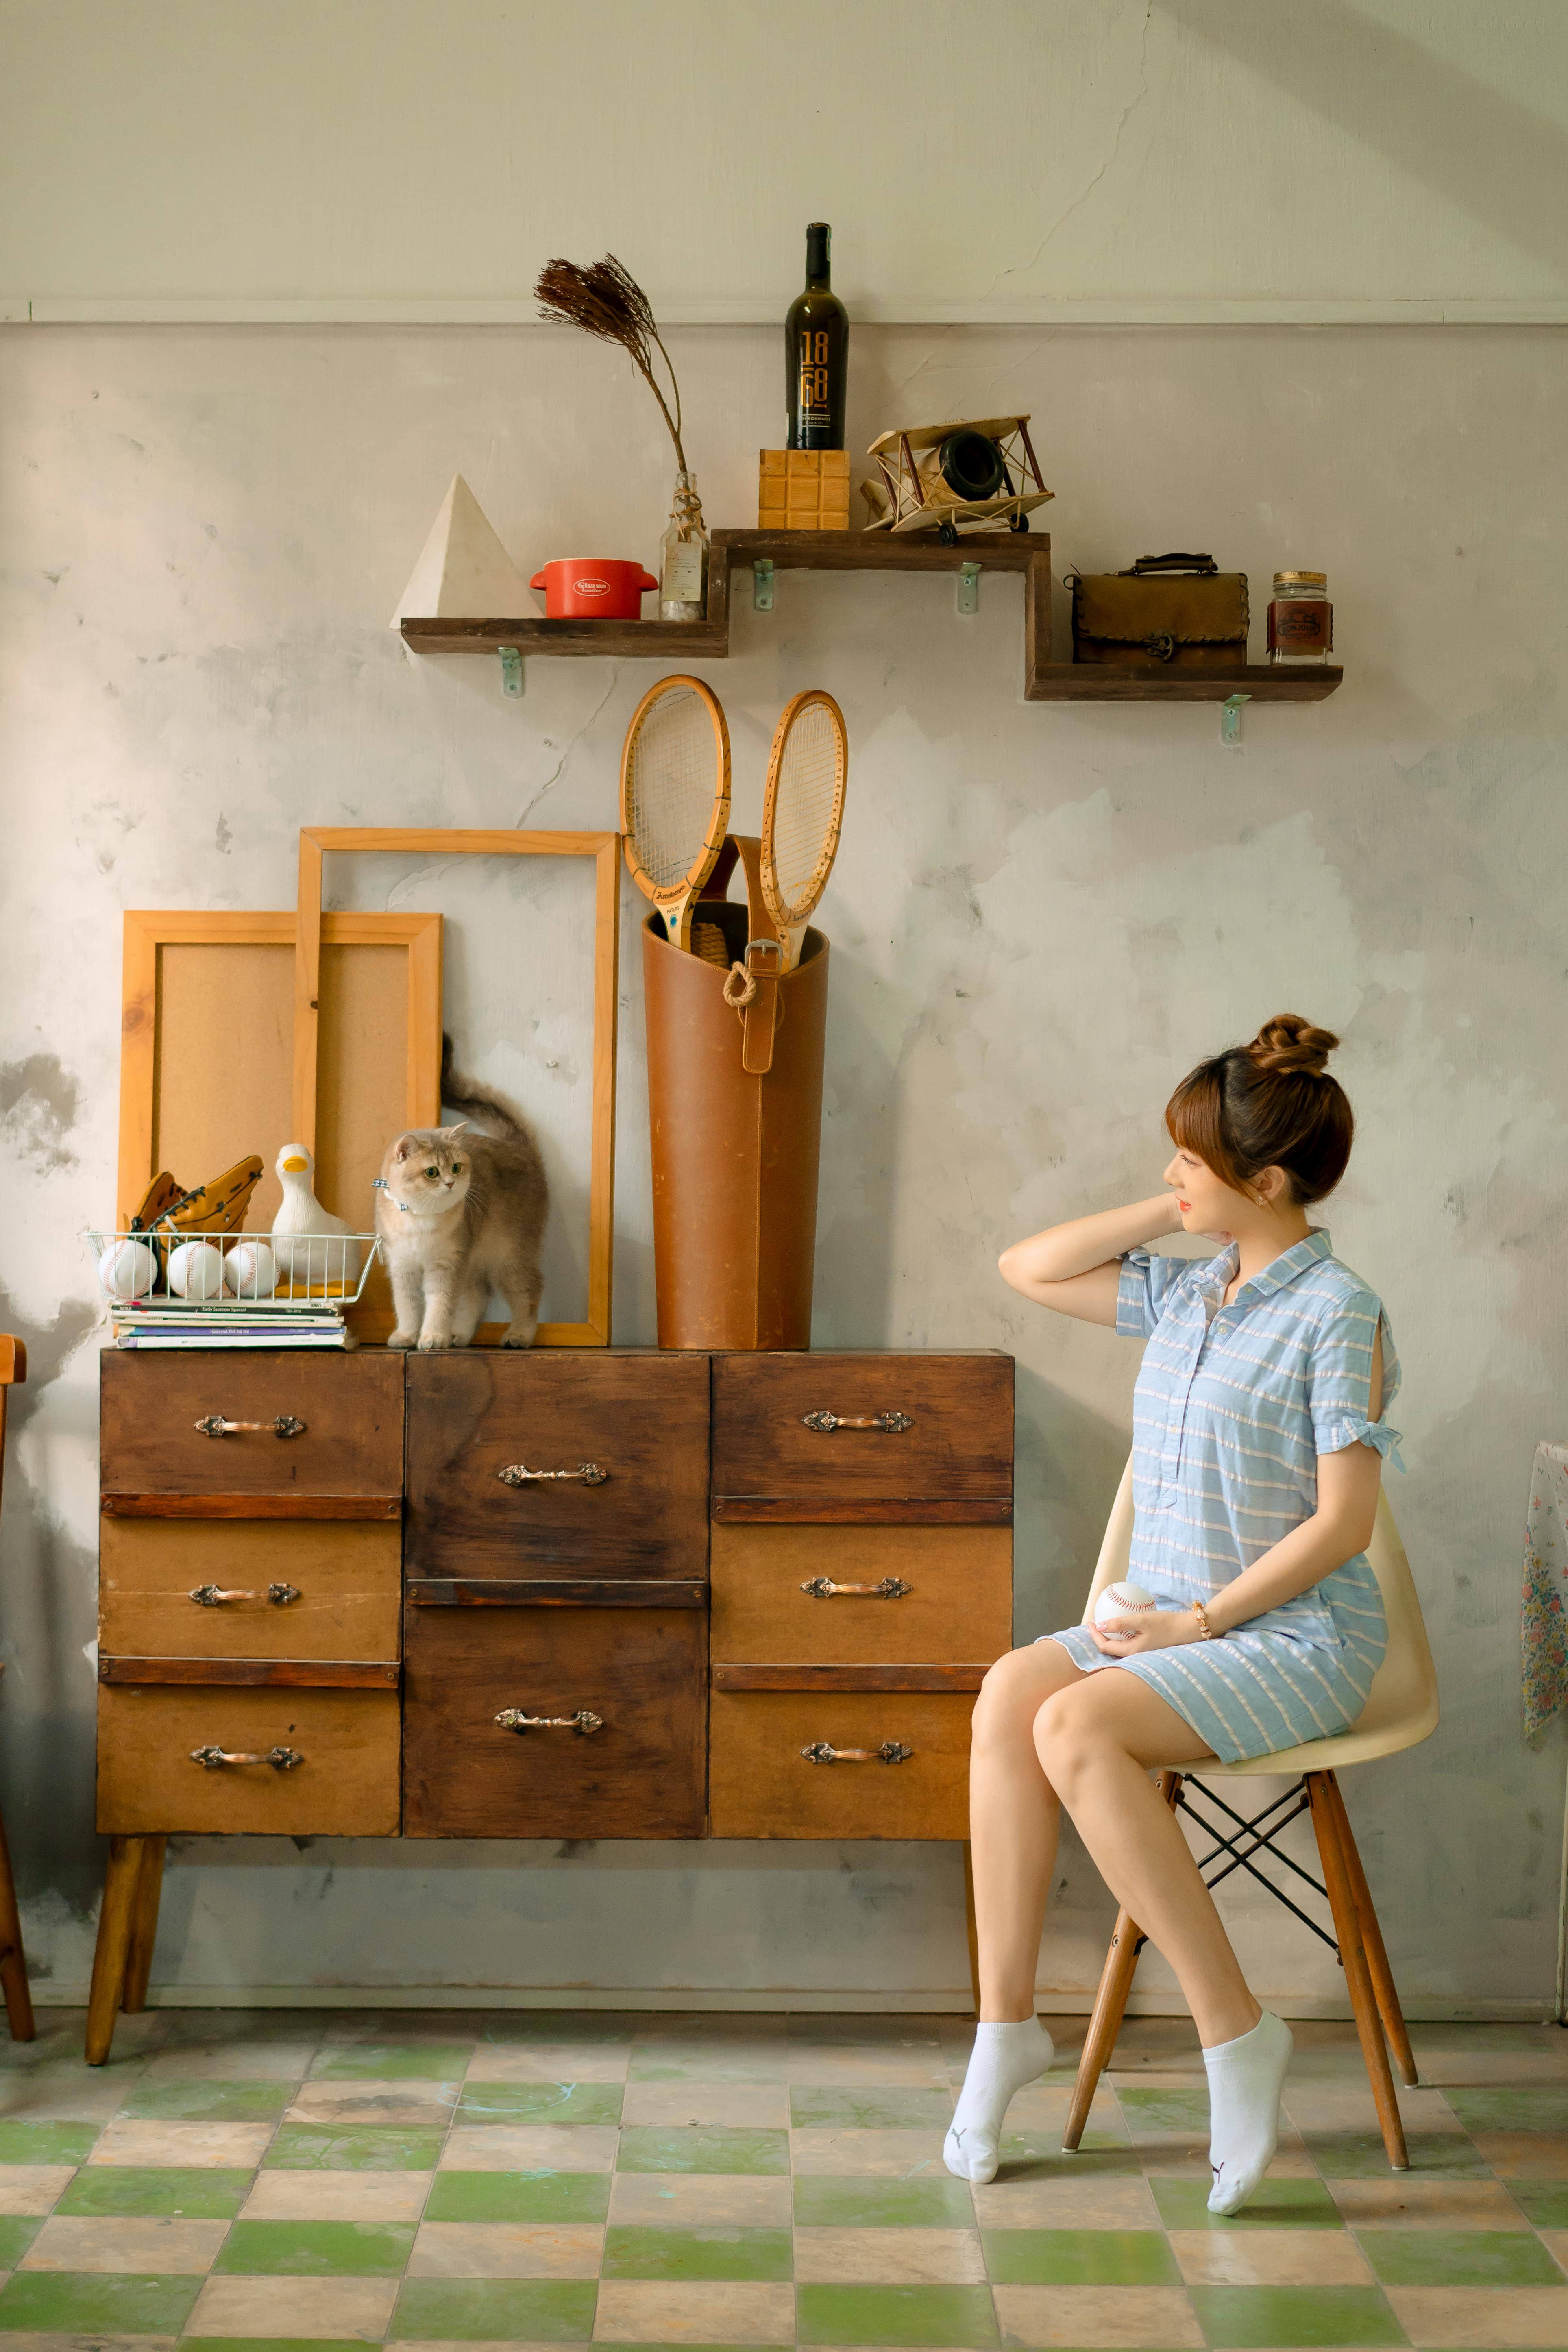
[1204,2009,1293,2214]
[943,2017,1054,2184]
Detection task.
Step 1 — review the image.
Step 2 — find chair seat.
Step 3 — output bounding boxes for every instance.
[1084,1468,1439,1780]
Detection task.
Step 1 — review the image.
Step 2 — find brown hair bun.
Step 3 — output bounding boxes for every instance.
[1166,1016,1353,1205]
[1248,1014,1338,1079]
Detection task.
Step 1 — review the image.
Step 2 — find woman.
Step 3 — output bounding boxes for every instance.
[948,1014,1402,2215]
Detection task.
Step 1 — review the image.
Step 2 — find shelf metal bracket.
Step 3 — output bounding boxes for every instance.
[956,562,981,617]
[498,646,524,699]
[752,558,775,613]
[1220,691,1250,747]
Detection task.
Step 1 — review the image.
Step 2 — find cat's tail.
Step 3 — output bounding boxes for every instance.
[440,1032,534,1144]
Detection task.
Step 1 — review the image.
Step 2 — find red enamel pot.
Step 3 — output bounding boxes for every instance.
[529,558,659,620]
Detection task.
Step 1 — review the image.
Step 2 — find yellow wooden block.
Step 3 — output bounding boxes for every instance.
[758,448,851,529]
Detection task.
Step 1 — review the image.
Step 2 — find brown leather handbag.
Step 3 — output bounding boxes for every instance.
[1070,553,1248,671]
[640,836,828,1350]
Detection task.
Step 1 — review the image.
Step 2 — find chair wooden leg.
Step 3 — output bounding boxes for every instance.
[86,1838,146,2065]
[961,1842,981,2017]
[0,1799,34,2042]
[1307,1773,1409,2171]
[121,1836,166,2016]
[1063,1770,1183,2151]
[1325,1774,1417,2088]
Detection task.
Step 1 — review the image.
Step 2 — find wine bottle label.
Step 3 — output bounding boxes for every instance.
[662,540,704,603]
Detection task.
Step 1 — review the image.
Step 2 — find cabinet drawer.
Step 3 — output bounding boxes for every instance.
[100,1520,400,1662]
[709,1689,972,1839]
[712,1353,1012,1511]
[403,1601,706,1838]
[97,1686,399,1834]
[406,1352,709,1579]
[712,1525,1011,1664]
[100,1351,404,1501]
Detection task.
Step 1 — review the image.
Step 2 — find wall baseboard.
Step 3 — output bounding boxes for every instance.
[30,1984,1559,2022]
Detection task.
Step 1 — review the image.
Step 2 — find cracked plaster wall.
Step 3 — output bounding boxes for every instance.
[0,318,1564,2011]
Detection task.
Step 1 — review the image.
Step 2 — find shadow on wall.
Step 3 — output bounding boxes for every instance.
[0,1281,104,1921]
[1165,0,1568,275]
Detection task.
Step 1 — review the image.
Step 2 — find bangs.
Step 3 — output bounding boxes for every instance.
[1165,1063,1248,1191]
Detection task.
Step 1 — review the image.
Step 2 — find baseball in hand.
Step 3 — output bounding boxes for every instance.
[167,1240,226,1300]
[1094,1580,1158,1628]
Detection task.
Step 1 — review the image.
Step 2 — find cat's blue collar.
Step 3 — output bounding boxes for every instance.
[372,1178,414,1213]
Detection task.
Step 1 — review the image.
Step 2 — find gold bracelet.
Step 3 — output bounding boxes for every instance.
[1191,1601,1215,1640]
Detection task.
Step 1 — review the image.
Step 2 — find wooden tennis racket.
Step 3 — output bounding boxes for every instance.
[620,675,732,950]
[760,688,849,972]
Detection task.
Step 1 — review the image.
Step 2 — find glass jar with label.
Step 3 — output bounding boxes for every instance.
[660,472,709,622]
[1267,571,1332,665]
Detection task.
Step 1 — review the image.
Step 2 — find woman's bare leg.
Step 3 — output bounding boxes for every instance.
[945,1642,1088,2184]
[968,1641,1087,2021]
[1032,1670,1260,2044]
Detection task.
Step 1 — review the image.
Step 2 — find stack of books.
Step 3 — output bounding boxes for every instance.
[111,1304,354,1351]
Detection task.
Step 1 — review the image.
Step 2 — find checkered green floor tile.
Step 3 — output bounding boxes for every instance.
[0,2009,1567,2343]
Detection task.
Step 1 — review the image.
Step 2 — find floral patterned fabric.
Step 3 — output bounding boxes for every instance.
[1523,1441,1568,1743]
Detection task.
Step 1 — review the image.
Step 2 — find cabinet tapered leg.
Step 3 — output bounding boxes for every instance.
[121,1837,166,2016]
[0,1801,33,2042]
[86,1838,146,2065]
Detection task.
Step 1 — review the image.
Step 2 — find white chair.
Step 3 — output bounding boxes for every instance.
[1063,1459,1439,2171]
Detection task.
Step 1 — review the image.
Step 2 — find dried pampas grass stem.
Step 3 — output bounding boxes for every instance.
[534,254,689,472]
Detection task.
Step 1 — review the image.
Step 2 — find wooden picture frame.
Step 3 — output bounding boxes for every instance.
[294,830,619,1350]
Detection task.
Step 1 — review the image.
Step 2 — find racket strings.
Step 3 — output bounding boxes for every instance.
[626,688,721,892]
[770,703,845,916]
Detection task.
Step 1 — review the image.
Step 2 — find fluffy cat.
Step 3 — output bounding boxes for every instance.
[376,1036,548,1350]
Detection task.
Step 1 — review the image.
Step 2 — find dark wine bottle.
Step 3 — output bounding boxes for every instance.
[785,222,848,451]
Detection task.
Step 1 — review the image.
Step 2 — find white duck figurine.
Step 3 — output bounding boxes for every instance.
[270,1143,359,1291]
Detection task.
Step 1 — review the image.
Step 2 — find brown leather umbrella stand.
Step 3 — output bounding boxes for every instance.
[640,837,829,1348]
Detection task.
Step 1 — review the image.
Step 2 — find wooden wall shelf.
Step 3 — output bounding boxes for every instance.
[400,530,1343,708]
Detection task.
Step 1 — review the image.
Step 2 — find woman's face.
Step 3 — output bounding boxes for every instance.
[1162,1141,1249,1241]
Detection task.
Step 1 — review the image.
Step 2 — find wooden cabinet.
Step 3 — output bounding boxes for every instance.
[98,1684,401,1836]
[101,1350,403,1503]
[710,1524,1011,1666]
[406,1351,709,1578]
[708,1352,1013,1841]
[712,1351,1013,1515]
[403,1598,706,1839]
[91,1346,1013,2055]
[100,1519,401,1663]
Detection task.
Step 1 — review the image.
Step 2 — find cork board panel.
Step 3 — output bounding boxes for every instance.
[150,936,292,1230]
[119,915,442,1273]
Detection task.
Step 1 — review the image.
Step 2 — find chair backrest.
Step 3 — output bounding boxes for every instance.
[1081,1456,1438,1749]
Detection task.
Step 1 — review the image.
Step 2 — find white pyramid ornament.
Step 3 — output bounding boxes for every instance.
[390,475,532,626]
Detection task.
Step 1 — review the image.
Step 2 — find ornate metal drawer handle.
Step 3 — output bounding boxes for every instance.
[189,1744,304,1770]
[799,1410,914,1434]
[801,1740,915,1765]
[800,1577,912,1600]
[497,1461,609,1488]
[494,1707,605,1735]
[193,1415,307,1439]
[188,1583,302,1607]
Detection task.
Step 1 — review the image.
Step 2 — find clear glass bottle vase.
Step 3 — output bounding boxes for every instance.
[660,471,709,623]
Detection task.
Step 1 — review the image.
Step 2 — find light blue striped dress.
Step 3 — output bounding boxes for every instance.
[1045,1229,1403,1764]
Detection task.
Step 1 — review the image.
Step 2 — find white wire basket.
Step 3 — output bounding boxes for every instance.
[86,1229,381,1311]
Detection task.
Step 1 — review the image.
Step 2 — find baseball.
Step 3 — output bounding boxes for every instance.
[1094,1580,1158,1628]
[167,1240,226,1300]
[223,1240,278,1299]
[98,1238,159,1302]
